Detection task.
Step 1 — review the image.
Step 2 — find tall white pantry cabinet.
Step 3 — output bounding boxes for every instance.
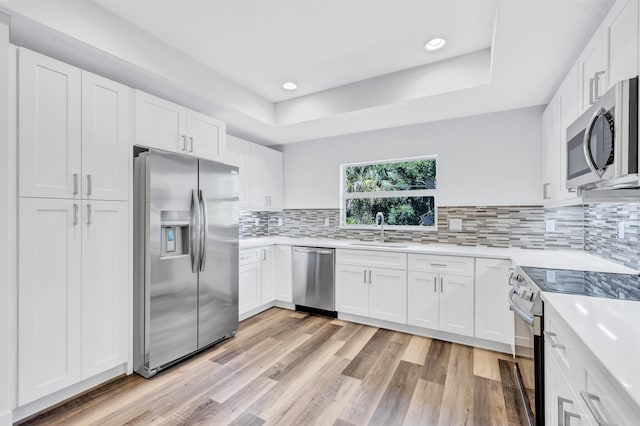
[17,48,130,406]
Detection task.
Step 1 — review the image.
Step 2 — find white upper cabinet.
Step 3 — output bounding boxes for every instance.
[186,110,226,160]
[134,90,227,161]
[19,48,82,199]
[81,200,128,378]
[578,30,605,112]
[18,198,82,405]
[602,0,639,90]
[249,143,283,211]
[224,136,250,208]
[134,90,187,153]
[82,71,131,201]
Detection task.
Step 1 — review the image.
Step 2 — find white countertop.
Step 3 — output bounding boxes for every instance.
[239,237,638,274]
[542,292,640,408]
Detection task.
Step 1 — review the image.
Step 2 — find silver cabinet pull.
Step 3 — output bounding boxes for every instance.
[73,204,78,226]
[265,196,269,207]
[73,173,79,195]
[440,277,444,292]
[581,391,616,426]
[180,135,187,151]
[431,263,447,267]
[363,269,367,283]
[558,396,572,426]
[262,249,267,261]
[368,270,372,284]
[544,331,566,350]
[188,136,194,152]
[589,77,596,105]
[86,204,92,225]
[543,182,551,200]
[86,174,92,196]
[433,276,437,292]
[594,71,606,101]
[564,411,581,425]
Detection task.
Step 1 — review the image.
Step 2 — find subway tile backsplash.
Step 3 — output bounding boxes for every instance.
[240,203,640,270]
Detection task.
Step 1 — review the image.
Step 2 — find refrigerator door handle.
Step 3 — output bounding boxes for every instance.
[190,189,201,273]
[199,189,208,272]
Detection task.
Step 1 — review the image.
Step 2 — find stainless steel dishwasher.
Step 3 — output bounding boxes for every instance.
[292,246,335,314]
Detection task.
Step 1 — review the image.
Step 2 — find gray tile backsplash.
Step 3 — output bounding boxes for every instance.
[239,203,639,270]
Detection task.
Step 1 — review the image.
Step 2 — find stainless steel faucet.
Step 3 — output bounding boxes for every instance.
[375,212,385,243]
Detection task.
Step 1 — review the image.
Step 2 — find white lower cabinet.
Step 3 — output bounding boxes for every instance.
[239,261,261,315]
[335,251,407,324]
[274,245,292,303]
[407,271,439,329]
[545,346,590,426]
[474,258,513,344]
[18,198,128,406]
[260,247,274,304]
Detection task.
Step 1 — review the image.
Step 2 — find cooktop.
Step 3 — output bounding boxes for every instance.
[521,266,640,301]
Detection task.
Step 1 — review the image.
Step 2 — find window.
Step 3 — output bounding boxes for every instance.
[340,156,437,230]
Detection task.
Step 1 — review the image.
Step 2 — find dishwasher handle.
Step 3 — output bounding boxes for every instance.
[294,247,334,255]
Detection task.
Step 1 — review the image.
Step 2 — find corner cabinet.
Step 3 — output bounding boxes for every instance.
[134,90,226,161]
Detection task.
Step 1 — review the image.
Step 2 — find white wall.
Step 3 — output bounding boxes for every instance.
[283,106,543,209]
[0,14,12,426]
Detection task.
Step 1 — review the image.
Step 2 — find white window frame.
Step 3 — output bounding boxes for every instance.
[340,155,438,231]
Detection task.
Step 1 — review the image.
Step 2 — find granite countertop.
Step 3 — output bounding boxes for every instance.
[542,292,640,410]
[239,237,638,275]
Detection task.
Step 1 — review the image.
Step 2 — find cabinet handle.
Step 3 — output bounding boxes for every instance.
[558,396,572,426]
[431,263,447,267]
[265,196,269,207]
[363,269,367,283]
[188,136,194,152]
[433,276,437,292]
[580,391,616,426]
[589,77,596,105]
[180,135,187,151]
[594,71,606,101]
[368,270,372,284]
[73,173,78,195]
[440,277,443,292]
[262,249,266,261]
[73,204,78,226]
[86,174,92,196]
[564,411,581,426]
[544,331,566,350]
[543,182,551,200]
[268,196,272,206]
[87,204,92,225]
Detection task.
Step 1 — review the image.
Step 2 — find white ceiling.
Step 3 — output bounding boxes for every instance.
[92,0,497,103]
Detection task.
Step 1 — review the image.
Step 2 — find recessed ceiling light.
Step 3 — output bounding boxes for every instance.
[282,81,298,91]
[424,38,446,51]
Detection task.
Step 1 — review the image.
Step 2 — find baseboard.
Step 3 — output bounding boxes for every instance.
[239,300,295,322]
[12,364,127,423]
[273,300,295,310]
[338,313,512,355]
[0,410,12,426]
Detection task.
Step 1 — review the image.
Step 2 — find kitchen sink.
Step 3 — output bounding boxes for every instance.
[347,242,409,248]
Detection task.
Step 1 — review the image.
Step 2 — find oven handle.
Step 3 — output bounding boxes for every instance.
[509,287,534,326]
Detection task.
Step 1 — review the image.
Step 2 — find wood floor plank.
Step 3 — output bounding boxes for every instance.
[498,359,524,426]
[420,339,452,385]
[370,360,422,426]
[331,321,363,342]
[402,335,432,365]
[474,376,508,426]
[403,378,444,426]
[438,343,474,426]
[341,328,394,379]
[334,325,378,360]
[228,412,265,426]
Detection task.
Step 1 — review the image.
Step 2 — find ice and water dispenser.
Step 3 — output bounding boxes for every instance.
[160,211,190,258]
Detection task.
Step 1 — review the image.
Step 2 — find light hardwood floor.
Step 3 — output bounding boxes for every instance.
[22,308,528,425]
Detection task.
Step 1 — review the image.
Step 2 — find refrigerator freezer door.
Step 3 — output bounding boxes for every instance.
[197,158,239,349]
[146,150,199,371]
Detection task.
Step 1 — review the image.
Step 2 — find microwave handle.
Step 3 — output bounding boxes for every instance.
[582,106,608,178]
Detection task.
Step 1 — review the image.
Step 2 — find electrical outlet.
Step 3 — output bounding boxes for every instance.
[278,217,283,226]
[324,217,330,227]
[254,218,260,226]
[618,221,625,239]
[449,218,462,231]
[545,219,555,232]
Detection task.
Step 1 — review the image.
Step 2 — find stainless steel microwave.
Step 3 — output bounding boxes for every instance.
[566,77,638,190]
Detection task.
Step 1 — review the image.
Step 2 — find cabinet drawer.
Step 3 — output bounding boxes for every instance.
[239,248,261,265]
[336,249,407,270]
[407,254,474,276]
[544,304,585,390]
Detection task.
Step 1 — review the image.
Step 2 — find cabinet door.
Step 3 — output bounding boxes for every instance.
[19,48,81,199]
[542,95,560,202]
[474,258,512,344]
[260,247,274,304]
[263,146,283,210]
[249,143,283,211]
[18,198,82,405]
[335,264,368,316]
[224,136,250,208]
[187,109,226,160]
[369,267,407,324]
[239,262,261,315]
[407,271,439,329]
[82,71,131,201]
[81,201,128,379]
[545,346,590,426]
[578,31,604,112]
[134,90,187,153]
[439,274,475,337]
[274,245,293,302]
[602,0,639,90]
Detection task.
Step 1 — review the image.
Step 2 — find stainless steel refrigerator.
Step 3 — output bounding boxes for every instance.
[133,148,239,378]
